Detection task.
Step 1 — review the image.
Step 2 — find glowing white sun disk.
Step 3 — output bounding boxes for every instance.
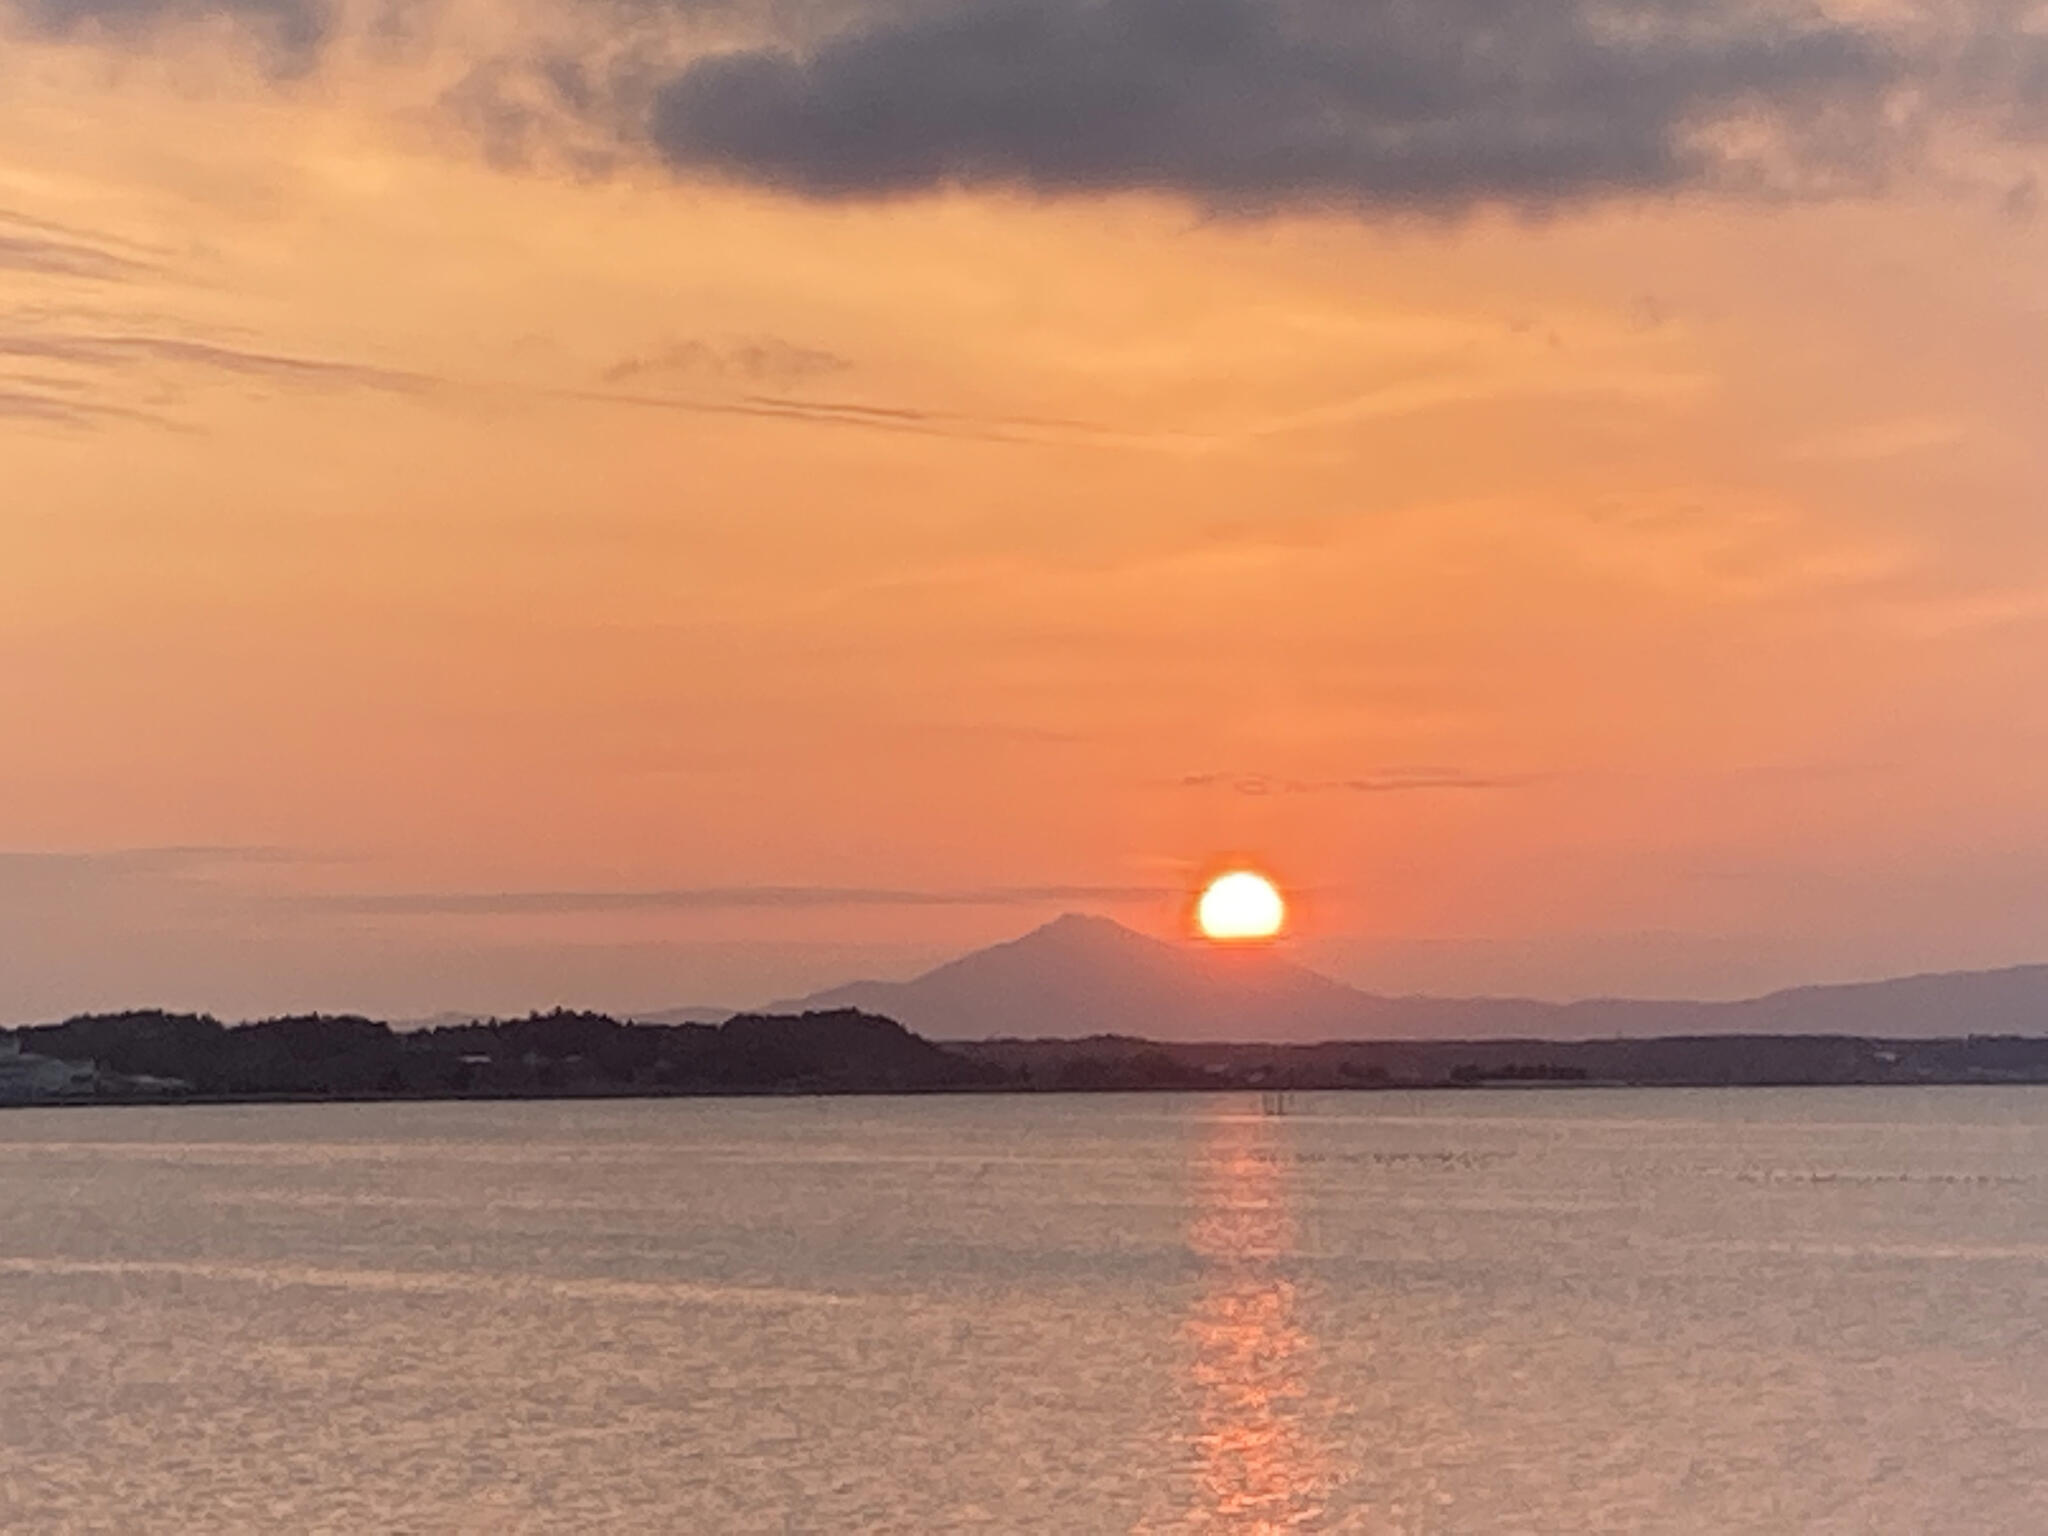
[1197,871,1286,941]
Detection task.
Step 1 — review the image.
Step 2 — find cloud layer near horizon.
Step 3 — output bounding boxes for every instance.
[301,883,1170,915]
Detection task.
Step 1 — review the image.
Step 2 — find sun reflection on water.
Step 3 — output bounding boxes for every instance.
[1176,1105,1336,1532]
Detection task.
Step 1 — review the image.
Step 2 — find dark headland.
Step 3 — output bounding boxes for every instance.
[7,914,2048,1104]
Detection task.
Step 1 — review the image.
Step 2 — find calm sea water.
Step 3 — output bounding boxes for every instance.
[1,1088,2044,1533]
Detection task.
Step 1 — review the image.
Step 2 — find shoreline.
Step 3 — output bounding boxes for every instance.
[8,1073,2048,1113]
[10,1007,2047,1109]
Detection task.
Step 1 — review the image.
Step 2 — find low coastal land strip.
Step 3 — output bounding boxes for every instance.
[5,1009,2048,1106]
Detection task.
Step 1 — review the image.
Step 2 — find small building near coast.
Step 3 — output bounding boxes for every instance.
[0,1035,95,1103]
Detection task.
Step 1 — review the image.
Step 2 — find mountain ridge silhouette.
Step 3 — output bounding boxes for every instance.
[760,912,2048,1042]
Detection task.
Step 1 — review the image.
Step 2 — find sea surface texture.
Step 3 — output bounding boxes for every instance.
[2,1089,2044,1533]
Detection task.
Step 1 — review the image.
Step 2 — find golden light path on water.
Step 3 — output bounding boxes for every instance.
[1175,1104,1336,1532]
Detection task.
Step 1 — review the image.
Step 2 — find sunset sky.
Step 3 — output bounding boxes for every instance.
[8,0,2048,1021]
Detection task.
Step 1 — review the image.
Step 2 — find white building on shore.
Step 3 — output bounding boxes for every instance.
[0,1035,95,1102]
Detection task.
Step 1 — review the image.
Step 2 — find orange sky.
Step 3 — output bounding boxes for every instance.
[7,1,2048,1021]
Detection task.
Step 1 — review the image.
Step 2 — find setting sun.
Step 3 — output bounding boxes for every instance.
[1196,871,1286,942]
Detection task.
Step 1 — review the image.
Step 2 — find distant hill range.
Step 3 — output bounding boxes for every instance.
[774,913,2048,1043]
[627,1004,743,1028]
[10,914,2048,1106]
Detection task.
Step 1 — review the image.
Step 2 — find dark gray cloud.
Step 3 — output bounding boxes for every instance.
[16,0,2048,215]
[11,0,331,66]
[645,0,1928,209]
[304,883,1168,916]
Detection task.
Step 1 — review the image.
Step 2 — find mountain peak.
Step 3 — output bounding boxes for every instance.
[1005,911,1170,953]
[781,910,1366,1041]
[1037,911,1139,935]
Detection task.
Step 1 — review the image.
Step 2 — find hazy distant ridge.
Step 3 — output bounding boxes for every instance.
[772,914,2048,1042]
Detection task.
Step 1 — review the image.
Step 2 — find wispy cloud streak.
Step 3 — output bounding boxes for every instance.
[0,847,307,896]
[0,333,429,391]
[1181,769,1533,795]
[0,208,163,283]
[302,883,1169,916]
[557,383,1162,448]
[0,318,1155,444]
[0,234,154,283]
[0,387,164,428]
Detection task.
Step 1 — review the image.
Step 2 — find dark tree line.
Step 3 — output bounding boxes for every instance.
[13,1010,2048,1103]
[13,1008,1006,1099]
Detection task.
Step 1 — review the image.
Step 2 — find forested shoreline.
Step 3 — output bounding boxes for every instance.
[6,1006,2048,1106]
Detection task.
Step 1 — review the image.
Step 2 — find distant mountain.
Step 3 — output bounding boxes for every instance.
[390,1011,494,1033]
[628,1005,736,1027]
[774,914,1371,1041]
[1593,964,2048,1039]
[769,913,2048,1042]
[394,1006,736,1031]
